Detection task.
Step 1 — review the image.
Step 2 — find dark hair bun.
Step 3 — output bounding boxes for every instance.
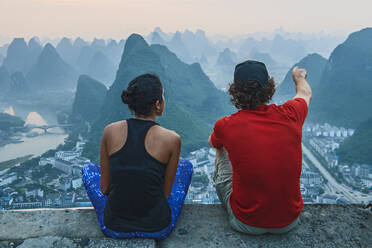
[121,90,131,105]
[121,74,163,116]
[121,82,139,105]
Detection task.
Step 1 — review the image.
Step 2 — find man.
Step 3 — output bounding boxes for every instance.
[209,60,311,234]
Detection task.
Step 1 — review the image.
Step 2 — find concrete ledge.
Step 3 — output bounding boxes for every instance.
[0,208,103,240]
[0,207,155,247]
[0,237,154,248]
[160,204,371,248]
[0,205,371,247]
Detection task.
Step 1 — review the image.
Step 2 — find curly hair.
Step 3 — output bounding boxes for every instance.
[121,74,163,116]
[228,78,276,110]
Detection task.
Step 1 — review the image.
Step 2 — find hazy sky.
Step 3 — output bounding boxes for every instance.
[0,0,371,41]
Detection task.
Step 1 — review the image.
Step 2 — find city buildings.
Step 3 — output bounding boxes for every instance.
[0,172,17,187]
[305,123,372,195]
[185,146,326,204]
[0,136,91,210]
[1,123,369,210]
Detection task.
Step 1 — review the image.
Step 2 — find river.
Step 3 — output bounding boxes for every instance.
[0,104,68,163]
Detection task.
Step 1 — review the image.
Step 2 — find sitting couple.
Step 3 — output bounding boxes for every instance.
[82,60,311,240]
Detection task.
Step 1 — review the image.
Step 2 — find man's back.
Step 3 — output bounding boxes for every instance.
[211,98,308,228]
[209,61,311,233]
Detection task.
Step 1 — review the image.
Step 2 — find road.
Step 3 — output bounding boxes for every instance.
[302,143,372,204]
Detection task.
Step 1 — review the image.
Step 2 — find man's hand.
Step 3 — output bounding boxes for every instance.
[292,66,307,84]
[292,66,312,106]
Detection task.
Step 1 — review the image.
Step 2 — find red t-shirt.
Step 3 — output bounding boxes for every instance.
[210,98,308,228]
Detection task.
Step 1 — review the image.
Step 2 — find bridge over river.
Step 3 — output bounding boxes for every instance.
[25,124,73,132]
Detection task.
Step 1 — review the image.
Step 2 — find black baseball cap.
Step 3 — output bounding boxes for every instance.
[233,60,270,91]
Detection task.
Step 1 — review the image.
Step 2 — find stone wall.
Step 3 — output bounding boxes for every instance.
[0,204,371,248]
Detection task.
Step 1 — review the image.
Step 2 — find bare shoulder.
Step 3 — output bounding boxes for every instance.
[103,120,127,137]
[151,125,181,145]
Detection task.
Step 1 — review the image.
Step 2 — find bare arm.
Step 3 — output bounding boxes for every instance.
[163,134,181,198]
[100,127,110,195]
[292,66,312,106]
[208,135,224,155]
[208,135,213,147]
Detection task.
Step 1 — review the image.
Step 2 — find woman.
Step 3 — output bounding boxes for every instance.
[82,73,193,240]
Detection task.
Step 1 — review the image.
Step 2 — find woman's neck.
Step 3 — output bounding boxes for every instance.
[134,114,156,122]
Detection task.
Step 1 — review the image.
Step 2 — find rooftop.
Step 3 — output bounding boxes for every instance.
[0,204,371,248]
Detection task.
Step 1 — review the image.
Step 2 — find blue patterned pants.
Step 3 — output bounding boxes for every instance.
[82,159,193,240]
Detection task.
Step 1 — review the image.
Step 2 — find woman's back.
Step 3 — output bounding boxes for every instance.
[103,118,172,232]
[82,74,192,239]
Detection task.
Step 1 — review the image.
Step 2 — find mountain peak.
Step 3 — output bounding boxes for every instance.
[301,53,326,63]
[346,27,372,40]
[28,37,41,47]
[124,34,149,54]
[77,74,107,90]
[151,32,165,45]
[275,52,327,98]
[73,37,88,47]
[92,38,105,47]
[172,31,182,41]
[9,38,28,48]
[7,38,28,55]
[154,27,163,33]
[4,38,32,74]
[195,29,206,38]
[216,48,237,66]
[27,43,77,90]
[310,28,372,127]
[72,74,107,122]
[107,39,118,47]
[42,43,59,57]
[58,37,73,47]
[190,62,204,74]
[342,27,372,52]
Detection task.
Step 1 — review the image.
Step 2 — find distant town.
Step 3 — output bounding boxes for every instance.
[1,122,370,210]
[303,123,371,203]
[0,134,92,209]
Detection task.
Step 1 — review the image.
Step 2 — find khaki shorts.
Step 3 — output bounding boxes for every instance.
[213,148,299,235]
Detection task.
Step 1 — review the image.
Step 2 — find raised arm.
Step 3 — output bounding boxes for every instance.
[292,66,312,106]
[100,126,110,195]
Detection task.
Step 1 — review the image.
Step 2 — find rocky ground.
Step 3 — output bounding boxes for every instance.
[0,204,371,248]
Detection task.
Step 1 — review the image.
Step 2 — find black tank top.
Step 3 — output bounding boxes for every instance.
[103,118,171,232]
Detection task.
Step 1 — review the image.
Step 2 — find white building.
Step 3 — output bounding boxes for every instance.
[339,165,352,176]
[72,177,83,189]
[318,194,338,204]
[208,148,216,164]
[70,157,91,166]
[25,188,44,198]
[0,173,18,186]
[54,159,73,174]
[359,164,371,179]
[55,151,80,162]
[72,141,86,153]
[348,129,355,136]
[11,202,42,209]
[301,168,323,185]
[72,165,83,176]
[59,177,71,191]
[361,178,372,188]
[39,157,55,166]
